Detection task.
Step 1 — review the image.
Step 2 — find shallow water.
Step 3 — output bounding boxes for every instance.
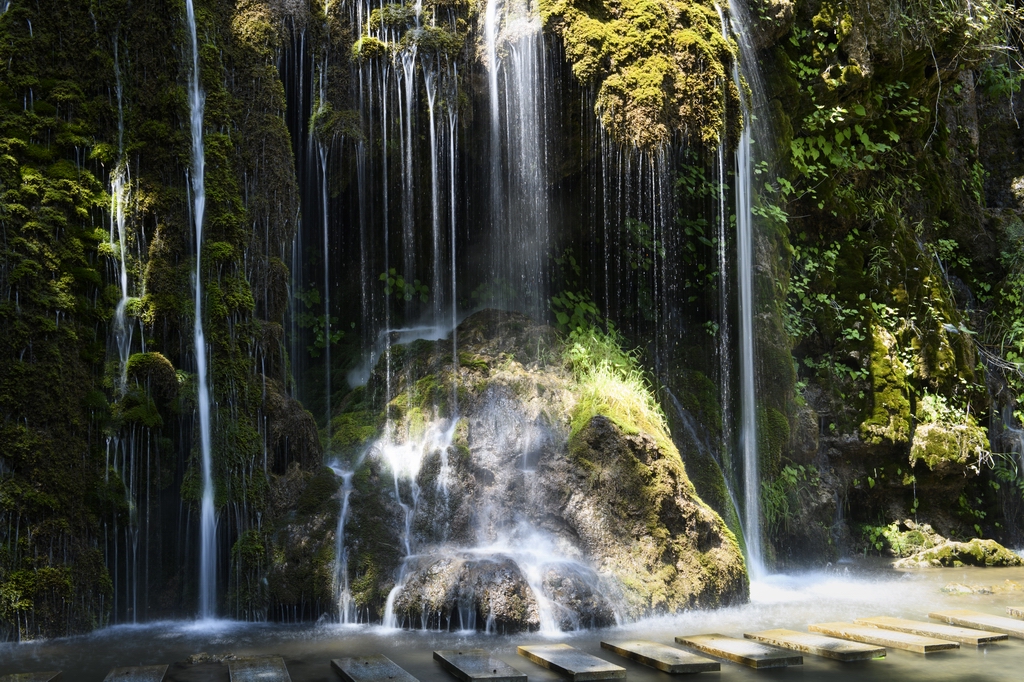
[4,561,1024,681]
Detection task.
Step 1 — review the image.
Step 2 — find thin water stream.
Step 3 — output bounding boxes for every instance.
[184,0,217,619]
[5,563,1024,681]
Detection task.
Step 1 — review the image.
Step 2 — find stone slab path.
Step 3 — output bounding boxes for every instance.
[600,640,720,673]
[673,634,803,669]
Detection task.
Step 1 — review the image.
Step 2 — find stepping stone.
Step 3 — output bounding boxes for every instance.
[0,674,62,682]
[930,609,1024,639]
[1008,606,1024,619]
[228,657,292,682]
[808,622,957,654]
[744,629,885,662]
[433,650,526,682]
[674,634,803,669]
[332,656,418,682]
[856,616,1007,645]
[600,640,719,673]
[517,644,625,681]
[104,666,168,681]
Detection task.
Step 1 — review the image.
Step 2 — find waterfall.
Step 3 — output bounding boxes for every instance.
[110,38,133,394]
[447,96,459,404]
[728,0,767,577]
[185,0,217,618]
[712,7,735,486]
[331,468,356,623]
[481,0,551,315]
[110,167,131,394]
[484,0,503,302]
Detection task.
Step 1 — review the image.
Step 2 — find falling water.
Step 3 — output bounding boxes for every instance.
[380,420,458,629]
[728,0,765,577]
[484,0,503,298]
[331,468,356,623]
[317,140,331,433]
[185,0,217,618]
[447,95,459,404]
[483,0,551,314]
[110,167,131,393]
[110,37,133,394]
[714,6,735,488]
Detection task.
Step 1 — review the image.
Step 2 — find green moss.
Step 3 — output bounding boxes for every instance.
[402,25,462,56]
[860,325,912,445]
[331,411,377,460]
[757,406,790,477]
[367,3,416,31]
[896,538,1024,568]
[910,421,989,471]
[351,36,389,61]
[540,0,738,148]
[458,351,489,372]
[125,352,178,405]
[296,467,341,517]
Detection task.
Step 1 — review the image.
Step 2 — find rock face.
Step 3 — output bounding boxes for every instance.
[277,310,748,631]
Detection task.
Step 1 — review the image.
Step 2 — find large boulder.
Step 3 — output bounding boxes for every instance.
[277,310,748,631]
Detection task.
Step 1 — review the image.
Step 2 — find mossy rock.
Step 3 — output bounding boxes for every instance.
[126,352,178,405]
[539,0,740,149]
[860,325,911,445]
[909,421,989,473]
[894,539,1024,568]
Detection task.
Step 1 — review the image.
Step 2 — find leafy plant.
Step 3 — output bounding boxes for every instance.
[295,286,343,357]
[379,269,429,303]
[761,464,820,535]
[550,250,604,334]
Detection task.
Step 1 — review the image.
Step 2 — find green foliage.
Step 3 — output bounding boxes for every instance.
[979,60,1024,99]
[550,250,604,334]
[566,328,675,456]
[676,162,722,300]
[296,286,344,358]
[380,269,430,303]
[761,464,818,536]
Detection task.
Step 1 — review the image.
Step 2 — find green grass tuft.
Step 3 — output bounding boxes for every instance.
[566,329,676,456]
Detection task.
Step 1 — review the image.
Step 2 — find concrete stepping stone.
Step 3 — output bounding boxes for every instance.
[517,643,625,681]
[744,629,885,662]
[600,640,719,673]
[104,666,168,681]
[808,622,957,653]
[228,656,292,682]
[1008,606,1024,619]
[930,609,1024,639]
[856,616,1007,645]
[433,649,526,682]
[673,634,803,669]
[0,674,62,682]
[332,655,419,682]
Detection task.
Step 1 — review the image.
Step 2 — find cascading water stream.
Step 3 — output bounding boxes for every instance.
[727,0,766,578]
[110,167,131,394]
[330,467,356,623]
[110,39,132,395]
[185,0,217,619]
[484,0,503,288]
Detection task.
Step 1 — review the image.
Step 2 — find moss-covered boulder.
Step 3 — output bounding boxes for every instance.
[280,310,747,630]
[538,0,740,149]
[894,539,1023,568]
[910,421,989,474]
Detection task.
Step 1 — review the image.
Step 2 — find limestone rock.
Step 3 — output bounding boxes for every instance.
[282,310,748,630]
[894,538,1024,568]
